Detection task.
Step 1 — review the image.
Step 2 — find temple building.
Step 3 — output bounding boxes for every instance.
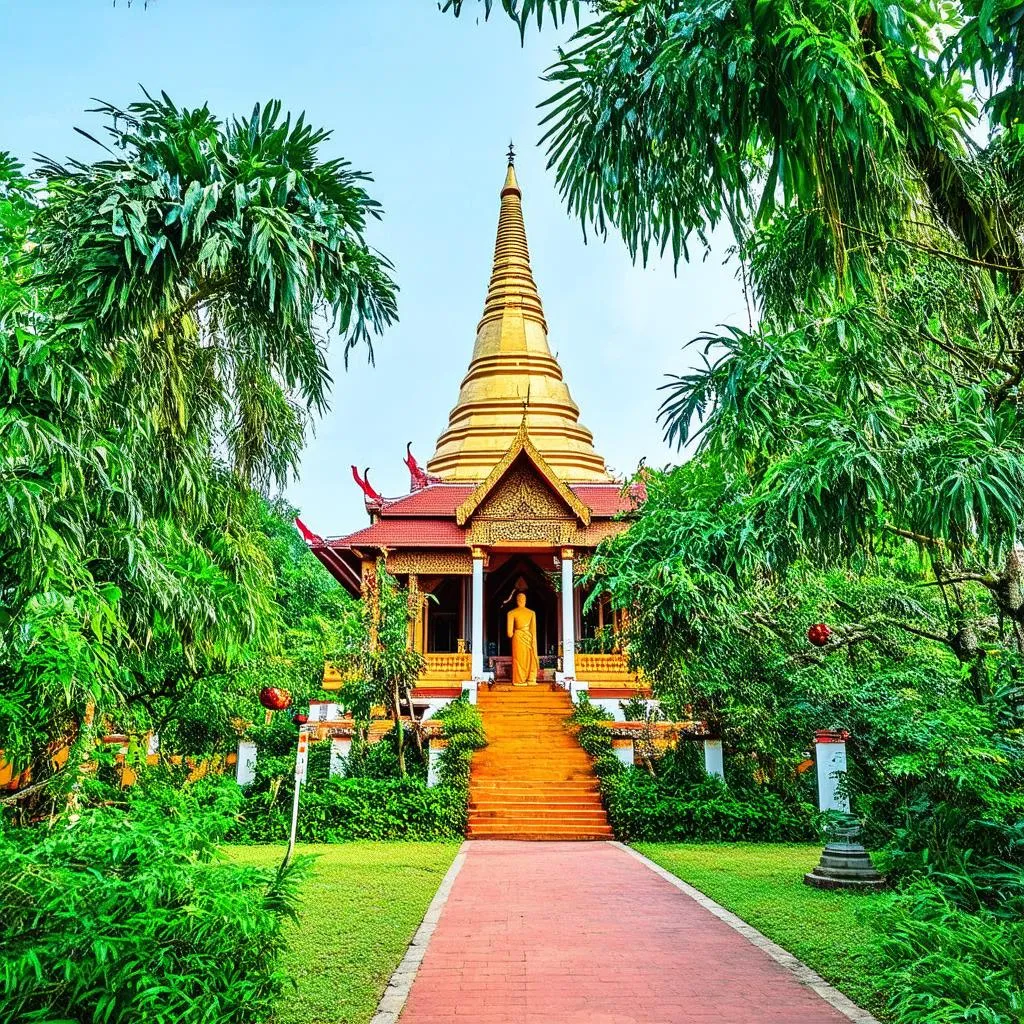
[307,155,646,710]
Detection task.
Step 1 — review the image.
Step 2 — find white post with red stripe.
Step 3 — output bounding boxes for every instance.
[814,729,850,813]
[284,726,309,867]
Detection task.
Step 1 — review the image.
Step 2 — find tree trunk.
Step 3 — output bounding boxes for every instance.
[404,682,424,758]
[392,680,405,777]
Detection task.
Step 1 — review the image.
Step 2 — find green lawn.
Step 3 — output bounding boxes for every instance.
[635,843,889,1019]
[229,843,459,1024]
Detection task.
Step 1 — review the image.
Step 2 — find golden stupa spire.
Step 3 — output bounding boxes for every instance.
[426,149,611,483]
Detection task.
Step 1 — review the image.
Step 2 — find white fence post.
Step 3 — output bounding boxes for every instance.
[703,738,725,781]
[236,740,257,787]
[329,736,351,777]
[814,730,851,813]
[427,737,447,788]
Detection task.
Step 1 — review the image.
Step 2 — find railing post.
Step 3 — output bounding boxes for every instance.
[703,739,725,781]
[329,736,351,777]
[427,737,447,787]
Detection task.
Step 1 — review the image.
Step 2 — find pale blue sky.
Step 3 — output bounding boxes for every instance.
[1,0,745,535]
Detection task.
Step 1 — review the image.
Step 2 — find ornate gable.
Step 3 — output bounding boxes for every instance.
[475,460,574,521]
[455,420,592,528]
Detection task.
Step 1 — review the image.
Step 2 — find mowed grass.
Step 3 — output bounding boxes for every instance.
[635,843,889,1019]
[228,843,459,1024]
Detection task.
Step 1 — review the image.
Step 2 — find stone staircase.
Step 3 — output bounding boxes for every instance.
[467,685,613,841]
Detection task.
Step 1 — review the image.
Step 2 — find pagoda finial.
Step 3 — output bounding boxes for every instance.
[507,139,515,165]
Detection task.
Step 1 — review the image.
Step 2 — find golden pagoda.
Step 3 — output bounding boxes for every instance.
[308,154,645,699]
[427,161,611,483]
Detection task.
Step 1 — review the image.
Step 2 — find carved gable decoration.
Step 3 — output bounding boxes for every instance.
[474,462,570,521]
[455,419,591,527]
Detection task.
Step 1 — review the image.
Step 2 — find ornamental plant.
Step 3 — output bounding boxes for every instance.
[0,776,306,1024]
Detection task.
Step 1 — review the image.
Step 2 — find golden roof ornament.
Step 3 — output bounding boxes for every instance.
[426,150,611,483]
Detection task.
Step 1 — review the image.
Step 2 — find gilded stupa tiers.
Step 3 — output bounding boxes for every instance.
[426,159,611,482]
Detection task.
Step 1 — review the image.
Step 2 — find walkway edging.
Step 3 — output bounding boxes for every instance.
[613,842,882,1024]
[369,842,469,1024]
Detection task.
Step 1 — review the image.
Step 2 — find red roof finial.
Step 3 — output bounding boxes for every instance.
[351,465,382,504]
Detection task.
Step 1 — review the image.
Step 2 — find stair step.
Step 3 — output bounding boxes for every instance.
[469,690,611,842]
[468,827,613,840]
[469,812,609,823]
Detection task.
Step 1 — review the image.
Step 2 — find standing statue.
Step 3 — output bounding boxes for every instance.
[507,591,539,685]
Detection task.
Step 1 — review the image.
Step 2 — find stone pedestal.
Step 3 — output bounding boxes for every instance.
[804,842,887,890]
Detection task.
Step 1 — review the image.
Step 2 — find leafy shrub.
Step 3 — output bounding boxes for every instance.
[233,698,486,843]
[569,696,817,842]
[432,697,487,789]
[601,769,818,842]
[866,880,1024,1024]
[233,776,468,842]
[0,777,304,1024]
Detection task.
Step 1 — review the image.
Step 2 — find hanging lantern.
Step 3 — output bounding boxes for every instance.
[258,687,292,711]
[292,712,309,726]
[807,623,833,647]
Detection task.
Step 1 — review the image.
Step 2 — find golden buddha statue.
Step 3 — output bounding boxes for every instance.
[506,591,539,685]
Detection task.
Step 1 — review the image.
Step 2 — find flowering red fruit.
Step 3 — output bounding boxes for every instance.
[807,622,833,647]
[258,686,292,711]
[292,713,309,726]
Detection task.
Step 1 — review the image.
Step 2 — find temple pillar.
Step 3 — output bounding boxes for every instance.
[560,547,576,678]
[471,547,485,679]
[814,730,851,812]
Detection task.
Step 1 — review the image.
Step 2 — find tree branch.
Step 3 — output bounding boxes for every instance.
[842,221,1024,274]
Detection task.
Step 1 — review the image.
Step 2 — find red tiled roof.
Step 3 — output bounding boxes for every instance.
[374,482,633,520]
[379,485,474,517]
[572,484,636,518]
[327,518,467,549]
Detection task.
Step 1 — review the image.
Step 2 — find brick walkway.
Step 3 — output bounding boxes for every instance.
[398,841,859,1024]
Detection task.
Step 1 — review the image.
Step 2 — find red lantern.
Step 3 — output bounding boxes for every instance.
[807,623,832,647]
[258,687,292,711]
[292,712,309,726]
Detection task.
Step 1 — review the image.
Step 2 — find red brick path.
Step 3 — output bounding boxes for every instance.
[399,841,853,1024]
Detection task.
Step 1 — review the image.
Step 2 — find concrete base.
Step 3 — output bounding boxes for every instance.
[804,842,887,890]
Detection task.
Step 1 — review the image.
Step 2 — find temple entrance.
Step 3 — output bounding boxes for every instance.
[483,554,558,682]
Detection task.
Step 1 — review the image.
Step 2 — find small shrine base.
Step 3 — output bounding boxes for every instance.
[804,843,887,890]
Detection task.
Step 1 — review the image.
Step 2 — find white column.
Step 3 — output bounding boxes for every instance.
[236,740,257,787]
[561,547,576,678]
[470,549,484,679]
[329,736,351,777]
[427,737,447,787]
[703,739,725,780]
[814,730,851,813]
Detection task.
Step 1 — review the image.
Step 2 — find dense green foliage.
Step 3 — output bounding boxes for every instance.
[0,92,395,1024]
[571,697,818,842]
[228,843,458,1024]
[0,777,304,1024]
[0,93,393,799]
[233,698,486,843]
